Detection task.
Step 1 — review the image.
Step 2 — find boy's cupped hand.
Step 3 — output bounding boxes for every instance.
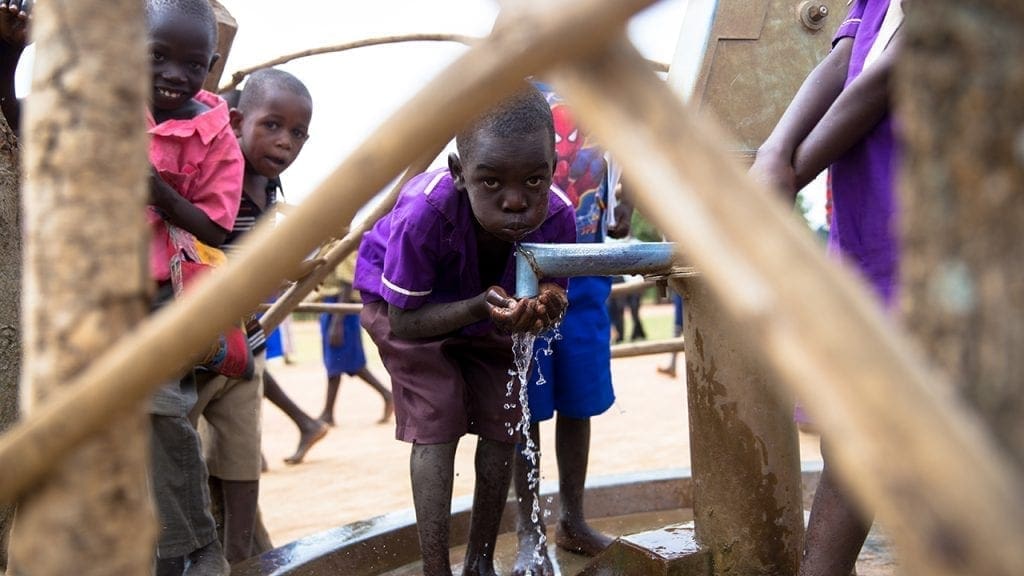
[485,283,567,335]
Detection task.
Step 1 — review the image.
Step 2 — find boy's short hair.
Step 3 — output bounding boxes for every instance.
[238,68,313,113]
[456,84,555,161]
[145,0,218,48]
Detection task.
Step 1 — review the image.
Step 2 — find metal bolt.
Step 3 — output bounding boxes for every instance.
[809,4,829,22]
[798,1,830,30]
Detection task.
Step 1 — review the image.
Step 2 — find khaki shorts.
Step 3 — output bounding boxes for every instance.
[189,353,265,481]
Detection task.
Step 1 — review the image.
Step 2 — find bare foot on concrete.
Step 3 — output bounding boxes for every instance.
[284,420,329,465]
[656,365,676,378]
[512,529,555,576]
[556,519,613,556]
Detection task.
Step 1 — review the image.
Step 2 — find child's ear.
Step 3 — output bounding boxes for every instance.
[208,53,221,73]
[447,152,465,191]
[229,108,244,138]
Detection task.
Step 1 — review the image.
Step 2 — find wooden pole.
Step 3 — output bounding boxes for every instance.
[258,145,444,334]
[609,337,685,359]
[5,0,154,573]
[258,302,363,315]
[898,1,1024,476]
[203,0,237,92]
[218,33,669,92]
[549,37,1024,576]
[0,0,660,506]
[0,111,20,573]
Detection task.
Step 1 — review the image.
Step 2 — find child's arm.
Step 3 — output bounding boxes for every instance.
[751,37,854,198]
[388,283,567,339]
[791,34,901,189]
[0,0,30,132]
[388,293,493,340]
[150,169,231,247]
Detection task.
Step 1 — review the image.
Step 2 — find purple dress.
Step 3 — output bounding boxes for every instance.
[829,0,900,307]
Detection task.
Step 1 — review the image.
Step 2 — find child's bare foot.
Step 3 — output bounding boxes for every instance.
[184,539,229,576]
[512,529,555,576]
[284,420,329,465]
[555,519,613,556]
[378,397,394,424]
[656,365,676,378]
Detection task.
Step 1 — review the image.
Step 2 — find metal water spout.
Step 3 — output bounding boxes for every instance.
[514,242,677,298]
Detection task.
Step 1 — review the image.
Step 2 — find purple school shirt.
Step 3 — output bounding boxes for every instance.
[354,167,577,327]
[829,0,900,306]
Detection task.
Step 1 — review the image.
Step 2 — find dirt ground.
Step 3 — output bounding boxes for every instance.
[257,303,824,547]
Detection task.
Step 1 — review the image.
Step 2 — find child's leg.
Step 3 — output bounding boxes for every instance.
[555,415,612,555]
[410,441,458,576]
[263,370,328,464]
[512,425,555,576]
[356,366,394,423]
[464,438,516,576]
[799,448,871,576]
[318,374,342,426]
[219,479,259,563]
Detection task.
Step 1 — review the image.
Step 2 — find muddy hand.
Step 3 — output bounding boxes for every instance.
[486,286,537,334]
[534,283,568,330]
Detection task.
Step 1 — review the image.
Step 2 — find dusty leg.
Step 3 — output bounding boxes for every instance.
[318,374,341,426]
[463,438,515,576]
[411,441,458,576]
[356,366,394,423]
[511,425,554,576]
[657,323,682,378]
[799,447,871,576]
[220,479,259,564]
[555,415,612,556]
[264,370,329,464]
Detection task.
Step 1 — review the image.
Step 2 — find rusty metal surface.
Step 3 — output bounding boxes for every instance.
[691,0,849,154]
[676,277,804,576]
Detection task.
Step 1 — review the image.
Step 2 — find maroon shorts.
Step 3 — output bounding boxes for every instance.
[361,301,522,445]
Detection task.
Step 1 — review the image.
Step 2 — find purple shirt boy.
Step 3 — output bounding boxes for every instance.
[829,0,901,306]
[355,167,577,333]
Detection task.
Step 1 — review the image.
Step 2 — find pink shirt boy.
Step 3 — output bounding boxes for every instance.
[147,90,243,282]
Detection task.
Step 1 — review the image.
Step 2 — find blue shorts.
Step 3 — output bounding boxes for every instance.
[321,296,366,377]
[528,275,615,422]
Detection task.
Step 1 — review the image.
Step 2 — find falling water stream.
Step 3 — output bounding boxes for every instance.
[507,325,562,572]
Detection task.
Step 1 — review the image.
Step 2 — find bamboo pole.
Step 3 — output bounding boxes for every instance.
[0,0,660,505]
[549,38,1024,576]
[258,145,443,334]
[6,0,155,572]
[258,302,362,315]
[609,337,684,359]
[219,33,669,92]
[220,33,477,92]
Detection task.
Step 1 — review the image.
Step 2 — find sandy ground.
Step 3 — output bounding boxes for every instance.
[257,304,824,547]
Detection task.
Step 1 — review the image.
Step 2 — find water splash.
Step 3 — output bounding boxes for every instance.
[507,322,564,567]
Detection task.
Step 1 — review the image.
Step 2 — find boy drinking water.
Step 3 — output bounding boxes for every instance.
[354,85,575,576]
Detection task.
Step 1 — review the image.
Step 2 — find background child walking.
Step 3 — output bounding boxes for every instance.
[354,85,575,576]
[752,1,904,574]
[314,251,393,429]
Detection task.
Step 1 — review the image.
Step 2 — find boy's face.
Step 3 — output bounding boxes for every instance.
[231,90,312,179]
[450,128,555,243]
[149,13,217,111]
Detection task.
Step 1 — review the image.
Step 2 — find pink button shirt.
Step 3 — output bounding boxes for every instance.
[147,90,243,282]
